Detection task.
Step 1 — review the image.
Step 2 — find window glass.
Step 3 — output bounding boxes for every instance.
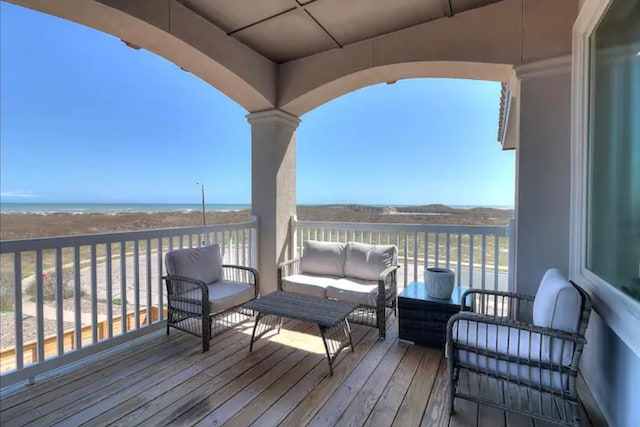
[587,0,640,301]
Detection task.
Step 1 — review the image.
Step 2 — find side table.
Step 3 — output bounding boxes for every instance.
[398,282,470,348]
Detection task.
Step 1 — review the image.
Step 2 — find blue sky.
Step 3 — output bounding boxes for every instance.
[0,3,515,207]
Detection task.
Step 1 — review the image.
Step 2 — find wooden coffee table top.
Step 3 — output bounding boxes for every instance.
[243,291,357,327]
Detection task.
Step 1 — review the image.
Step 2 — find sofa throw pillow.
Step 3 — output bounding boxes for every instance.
[344,242,397,281]
[164,244,223,285]
[300,240,346,277]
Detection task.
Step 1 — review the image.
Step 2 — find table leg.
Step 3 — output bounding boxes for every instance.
[249,312,262,352]
[318,319,354,376]
[249,313,282,352]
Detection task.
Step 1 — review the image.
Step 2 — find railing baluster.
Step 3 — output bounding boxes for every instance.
[74,246,82,349]
[403,232,408,287]
[146,239,152,325]
[157,238,163,321]
[241,228,246,266]
[91,245,98,344]
[134,240,140,330]
[457,233,462,286]
[120,242,127,334]
[494,235,500,292]
[55,248,64,355]
[481,234,487,290]
[235,229,240,265]
[106,243,113,338]
[14,252,23,370]
[469,234,474,288]
[435,232,440,267]
[423,231,428,269]
[35,250,44,363]
[446,232,451,270]
[413,232,418,281]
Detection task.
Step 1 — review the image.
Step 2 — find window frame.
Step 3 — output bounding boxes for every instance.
[570,0,640,356]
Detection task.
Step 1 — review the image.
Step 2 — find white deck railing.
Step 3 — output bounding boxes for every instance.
[0,218,258,387]
[291,216,515,292]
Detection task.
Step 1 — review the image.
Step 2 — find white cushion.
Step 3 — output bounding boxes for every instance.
[326,278,378,306]
[165,244,222,285]
[533,269,581,333]
[281,273,339,298]
[300,241,346,277]
[452,319,573,390]
[173,280,254,314]
[533,269,581,364]
[344,242,397,281]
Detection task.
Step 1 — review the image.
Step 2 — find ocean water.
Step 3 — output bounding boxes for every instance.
[0,203,251,214]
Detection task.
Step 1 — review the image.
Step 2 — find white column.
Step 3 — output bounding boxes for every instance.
[246,109,301,295]
[514,56,572,296]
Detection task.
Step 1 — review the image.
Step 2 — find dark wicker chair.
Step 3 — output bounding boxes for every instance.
[163,244,258,352]
[446,269,592,426]
[277,256,399,339]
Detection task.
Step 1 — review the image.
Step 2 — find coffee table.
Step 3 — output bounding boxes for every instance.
[242,291,358,375]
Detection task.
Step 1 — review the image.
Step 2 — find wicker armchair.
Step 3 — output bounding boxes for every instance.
[278,252,398,339]
[163,244,258,352]
[446,269,592,426]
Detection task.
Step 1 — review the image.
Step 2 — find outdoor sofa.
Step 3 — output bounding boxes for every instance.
[277,240,399,339]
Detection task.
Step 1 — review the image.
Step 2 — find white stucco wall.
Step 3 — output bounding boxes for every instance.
[515,59,640,427]
[515,65,572,295]
[582,312,640,426]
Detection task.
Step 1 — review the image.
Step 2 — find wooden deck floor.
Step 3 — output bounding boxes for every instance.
[0,318,604,427]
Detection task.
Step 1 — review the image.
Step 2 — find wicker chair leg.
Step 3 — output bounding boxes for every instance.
[448,356,455,414]
[202,315,211,353]
[377,307,386,340]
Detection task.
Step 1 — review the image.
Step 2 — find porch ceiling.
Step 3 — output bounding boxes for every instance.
[179,0,504,63]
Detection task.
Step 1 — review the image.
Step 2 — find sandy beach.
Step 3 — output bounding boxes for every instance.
[0,204,513,240]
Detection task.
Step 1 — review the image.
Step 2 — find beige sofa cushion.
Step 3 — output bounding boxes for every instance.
[300,241,346,277]
[326,278,378,307]
[174,280,254,314]
[281,273,339,298]
[344,242,397,281]
[165,244,223,285]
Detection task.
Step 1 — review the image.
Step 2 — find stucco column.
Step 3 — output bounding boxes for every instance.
[246,109,301,295]
[514,56,572,296]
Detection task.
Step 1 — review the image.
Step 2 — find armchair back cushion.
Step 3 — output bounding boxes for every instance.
[344,242,397,281]
[165,244,223,285]
[533,269,581,333]
[300,241,346,277]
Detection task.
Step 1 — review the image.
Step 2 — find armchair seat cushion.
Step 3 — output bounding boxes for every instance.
[452,319,572,391]
[326,278,378,306]
[281,273,339,298]
[175,280,255,314]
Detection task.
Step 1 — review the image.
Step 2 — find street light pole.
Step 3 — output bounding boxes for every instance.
[196,182,206,226]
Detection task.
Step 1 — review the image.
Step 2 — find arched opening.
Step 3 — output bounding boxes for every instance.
[280,61,515,116]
